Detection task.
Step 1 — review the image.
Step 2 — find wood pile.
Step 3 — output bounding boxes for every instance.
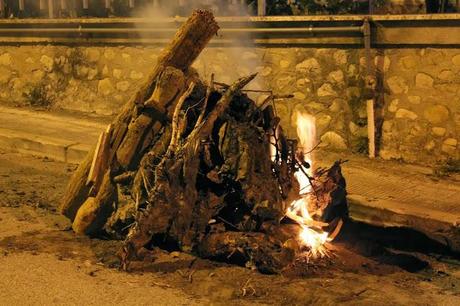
[60,10,348,273]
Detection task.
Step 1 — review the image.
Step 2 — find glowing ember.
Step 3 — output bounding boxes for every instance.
[286,112,330,258]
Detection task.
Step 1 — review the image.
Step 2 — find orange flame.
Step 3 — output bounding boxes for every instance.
[286,112,330,258]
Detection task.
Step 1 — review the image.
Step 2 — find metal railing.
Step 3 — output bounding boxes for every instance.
[0,1,459,19]
[0,0,258,18]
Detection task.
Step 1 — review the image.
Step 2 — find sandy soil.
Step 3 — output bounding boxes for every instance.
[1,149,460,306]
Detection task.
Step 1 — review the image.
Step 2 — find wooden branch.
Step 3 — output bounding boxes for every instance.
[187,73,258,152]
[167,82,196,157]
[194,74,214,129]
[87,124,112,195]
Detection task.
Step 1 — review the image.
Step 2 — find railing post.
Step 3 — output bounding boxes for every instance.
[69,0,77,17]
[363,18,376,159]
[48,0,54,18]
[82,0,89,9]
[18,0,25,12]
[129,0,135,8]
[105,0,111,10]
[0,0,4,18]
[257,0,266,16]
[60,0,67,10]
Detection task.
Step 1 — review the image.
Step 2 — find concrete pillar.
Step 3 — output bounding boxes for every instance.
[129,0,134,8]
[60,0,67,10]
[82,0,89,9]
[18,0,25,11]
[39,0,46,10]
[153,0,160,9]
[0,0,4,18]
[105,0,111,9]
[257,0,265,16]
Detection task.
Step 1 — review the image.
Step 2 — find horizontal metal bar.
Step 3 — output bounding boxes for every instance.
[0,26,363,34]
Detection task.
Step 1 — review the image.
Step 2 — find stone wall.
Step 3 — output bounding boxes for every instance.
[380,48,460,162]
[0,44,458,163]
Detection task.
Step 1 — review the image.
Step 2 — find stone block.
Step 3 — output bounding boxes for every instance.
[102,65,109,77]
[86,49,101,63]
[327,70,344,84]
[97,78,114,96]
[317,83,337,97]
[382,120,393,133]
[121,53,131,62]
[320,131,347,151]
[400,56,417,69]
[452,54,460,67]
[329,99,343,113]
[76,65,89,78]
[116,81,130,92]
[395,108,418,120]
[438,70,455,82]
[347,64,357,77]
[333,50,348,65]
[295,58,321,75]
[349,121,367,137]
[130,71,144,80]
[0,53,12,66]
[113,69,122,79]
[432,127,446,137]
[296,78,311,89]
[279,60,290,69]
[415,73,434,88]
[388,99,399,112]
[40,55,54,72]
[87,68,98,80]
[276,75,295,90]
[442,138,458,156]
[387,76,408,94]
[317,115,332,131]
[423,105,450,124]
[104,49,116,60]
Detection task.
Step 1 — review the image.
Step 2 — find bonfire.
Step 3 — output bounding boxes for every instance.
[59,10,347,273]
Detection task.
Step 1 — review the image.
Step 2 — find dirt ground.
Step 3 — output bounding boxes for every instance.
[1,149,460,305]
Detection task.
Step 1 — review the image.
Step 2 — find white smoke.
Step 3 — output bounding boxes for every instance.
[133,1,268,98]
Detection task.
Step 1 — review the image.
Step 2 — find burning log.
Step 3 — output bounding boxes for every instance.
[60,10,348,273]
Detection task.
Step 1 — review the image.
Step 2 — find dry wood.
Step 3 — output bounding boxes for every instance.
[60,146,95,220]
[61,10,348,273]
[72,170,117,235]
[87,124,112,195]
[60,10,219,222]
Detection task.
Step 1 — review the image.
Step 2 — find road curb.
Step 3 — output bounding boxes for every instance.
[0,128,91,164]
[348,194,460,253]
